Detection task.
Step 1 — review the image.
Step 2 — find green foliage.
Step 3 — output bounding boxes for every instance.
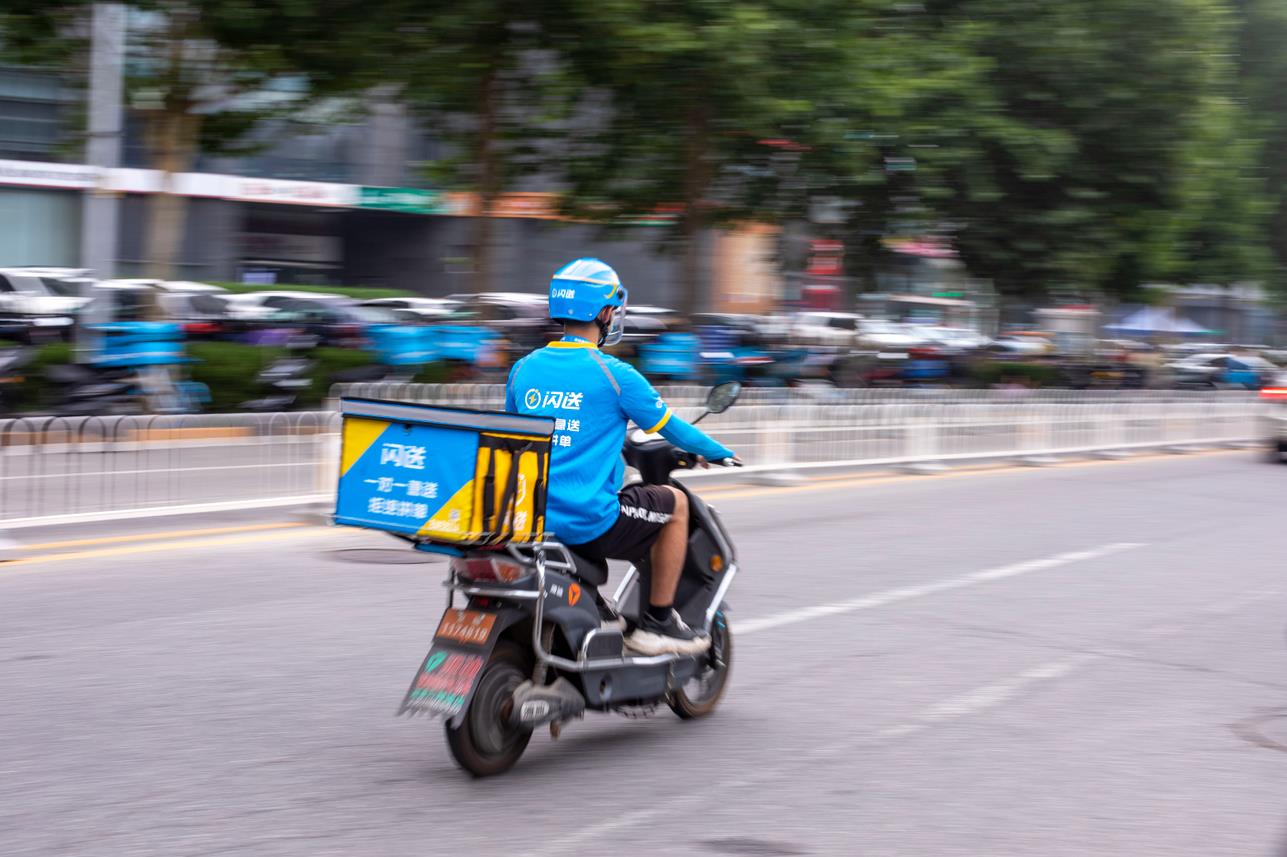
[191,343,450,408]
[6,342,75,412]
[187,342,276,411]
[6,0,1286,305]
[908,0,1251,300]
[968,360,1063,388]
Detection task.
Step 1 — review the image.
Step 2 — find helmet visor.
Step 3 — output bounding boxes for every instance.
[601,302,626,347]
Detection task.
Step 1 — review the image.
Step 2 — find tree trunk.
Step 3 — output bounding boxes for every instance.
[142,12,199,295]
[471,66,500,294]
[677,100,711,316]
[143,110,199,288]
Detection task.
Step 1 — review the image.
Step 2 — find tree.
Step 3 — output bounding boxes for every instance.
[554,0,885,314]
[911,0,1244,304]
[2,1,383,280]
[364,0,575,293]
[1232,0,1287,298]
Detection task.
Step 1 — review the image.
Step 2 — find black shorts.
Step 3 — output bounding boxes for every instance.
[569,483,676,563]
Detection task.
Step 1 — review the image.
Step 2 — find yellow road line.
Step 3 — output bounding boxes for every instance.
[0,526,335,574]
[21,521,307,552]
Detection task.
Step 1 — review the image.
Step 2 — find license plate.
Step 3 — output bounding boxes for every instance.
[435,609,497,646]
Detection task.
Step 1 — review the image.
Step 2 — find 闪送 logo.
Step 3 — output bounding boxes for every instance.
[524,388,541,408]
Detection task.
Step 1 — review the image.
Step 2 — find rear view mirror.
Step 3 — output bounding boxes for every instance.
[705,381,741,414]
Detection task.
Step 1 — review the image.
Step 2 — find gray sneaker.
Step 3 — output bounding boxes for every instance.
[625,609,710,656]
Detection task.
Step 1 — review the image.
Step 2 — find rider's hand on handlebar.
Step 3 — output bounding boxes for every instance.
[698,455,743,468]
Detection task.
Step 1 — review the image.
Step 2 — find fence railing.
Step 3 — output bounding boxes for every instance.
[0,388,1266,527]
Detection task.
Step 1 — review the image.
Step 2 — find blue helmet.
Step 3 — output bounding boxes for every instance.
[548,258,628,346]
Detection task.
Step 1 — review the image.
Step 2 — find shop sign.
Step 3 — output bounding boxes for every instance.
[358,186,445,214]
[0,159,100,190]
[226,176,357,207]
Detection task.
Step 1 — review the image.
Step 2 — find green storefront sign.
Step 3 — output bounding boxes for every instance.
[358,186,445,214]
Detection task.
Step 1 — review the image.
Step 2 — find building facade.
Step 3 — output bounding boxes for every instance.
[0,54,763,309]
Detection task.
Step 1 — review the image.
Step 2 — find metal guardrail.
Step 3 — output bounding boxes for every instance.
[0,388,1266,527]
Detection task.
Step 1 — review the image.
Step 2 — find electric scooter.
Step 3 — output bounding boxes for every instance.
[397,382,743,776]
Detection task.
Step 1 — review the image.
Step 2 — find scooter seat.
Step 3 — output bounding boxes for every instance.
[566,547,609,586]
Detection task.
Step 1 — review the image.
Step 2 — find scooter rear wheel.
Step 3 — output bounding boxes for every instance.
[444,642,533,777]
[669,609,733,719]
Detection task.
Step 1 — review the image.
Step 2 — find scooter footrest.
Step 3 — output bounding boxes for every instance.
[582,628,625,660]
[511,678,586,726]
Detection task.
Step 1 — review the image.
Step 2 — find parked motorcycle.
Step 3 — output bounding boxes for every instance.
[394,382,743,776]
[239,335,318,412]
[0,346,33,414]
[42,362,143,416]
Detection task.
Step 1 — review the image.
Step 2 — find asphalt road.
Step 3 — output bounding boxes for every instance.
[3,450,1286,856]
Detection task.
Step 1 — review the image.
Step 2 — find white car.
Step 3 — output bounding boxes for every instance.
[0,268,91,335]
[857,319,925,350]
[912,325,991,350]
[791,311,862,347]
[991,335,1054,356]
[221,290,346,321]
[359,297,459,320]
[93,279,227,294]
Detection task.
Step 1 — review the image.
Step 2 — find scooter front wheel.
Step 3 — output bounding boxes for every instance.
[444,642,533,777]
[669,608,733,719]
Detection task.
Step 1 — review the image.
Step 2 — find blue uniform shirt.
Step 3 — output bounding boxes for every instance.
[505,335,733,544]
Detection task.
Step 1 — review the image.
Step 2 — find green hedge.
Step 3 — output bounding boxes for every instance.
[6,340,456,413]
[208,282,420,300]
[968,361,1064,388]
[190,343,453,409]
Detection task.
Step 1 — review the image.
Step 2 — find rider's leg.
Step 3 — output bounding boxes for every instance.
[646,486,688,614]
[625,486,709,655]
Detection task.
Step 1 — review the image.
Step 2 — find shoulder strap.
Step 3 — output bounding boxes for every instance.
[587,350,621,396]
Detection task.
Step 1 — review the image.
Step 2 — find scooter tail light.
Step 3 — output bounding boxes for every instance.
[450,556,527,583]
[1260,387,1287,401]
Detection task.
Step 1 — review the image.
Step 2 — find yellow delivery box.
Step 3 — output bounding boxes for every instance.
[335,397,554,545]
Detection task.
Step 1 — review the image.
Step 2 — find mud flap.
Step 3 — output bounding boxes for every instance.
[397,605,522,727]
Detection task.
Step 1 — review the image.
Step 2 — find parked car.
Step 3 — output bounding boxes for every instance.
[1166,352,1277,389]
[358,297,459,321]
[911,326,992,352]
[791,311,862,347]
[450,292,559,350]
[158,292,234,338]
[857,319,924,351]
[0,267,89,341]
[989,334,1055,356]
[616,314,669,358]
[266,299,402,347]
[222,290,346,322]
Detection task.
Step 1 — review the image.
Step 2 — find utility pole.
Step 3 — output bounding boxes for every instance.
[79,3,125,356]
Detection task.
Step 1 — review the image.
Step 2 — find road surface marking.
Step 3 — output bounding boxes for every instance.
[522,654,1095,856]
[902,654,1093,728]
[0,526,344,575]
[736,542,1144,635]
[20,522,306,553]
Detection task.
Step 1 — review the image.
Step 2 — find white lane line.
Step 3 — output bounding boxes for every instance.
[904,654,1095,727]
[523,654,1095,857]
[736,542,1145,636]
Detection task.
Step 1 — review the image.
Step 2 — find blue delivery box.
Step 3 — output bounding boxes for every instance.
[335,398,554,546]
